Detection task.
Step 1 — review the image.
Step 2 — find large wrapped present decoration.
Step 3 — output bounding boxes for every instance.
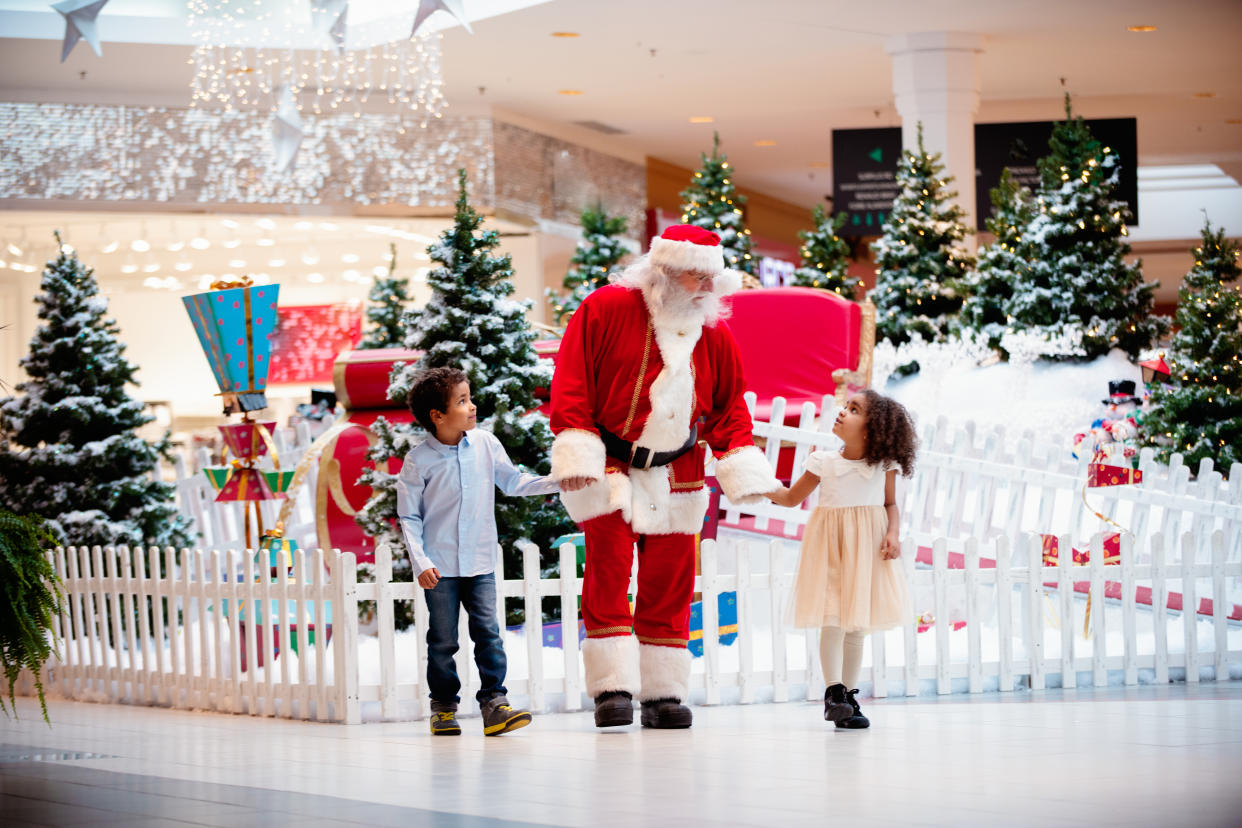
[1040,532,1121,567]
[182,278,280,414]
[267,348,420,562]
[688,591,738,657]
[1087,445,1142,488]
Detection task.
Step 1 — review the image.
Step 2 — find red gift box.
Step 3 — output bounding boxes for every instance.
[1087,463,1142,487]
[1040,532,1121,566]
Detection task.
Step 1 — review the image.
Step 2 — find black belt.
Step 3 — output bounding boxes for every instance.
[597,423,699,471]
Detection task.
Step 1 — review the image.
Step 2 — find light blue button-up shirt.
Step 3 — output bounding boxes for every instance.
[395,428,560,577]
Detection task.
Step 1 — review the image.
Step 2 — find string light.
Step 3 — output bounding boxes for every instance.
[187,0,445,126]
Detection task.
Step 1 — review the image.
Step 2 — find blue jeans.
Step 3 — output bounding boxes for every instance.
[424,573,507,707]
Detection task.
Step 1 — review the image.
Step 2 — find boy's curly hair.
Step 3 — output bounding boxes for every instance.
[406,366,468,434]
[859,389,918,477]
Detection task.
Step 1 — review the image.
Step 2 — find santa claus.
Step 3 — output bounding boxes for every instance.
[551,224,779,728]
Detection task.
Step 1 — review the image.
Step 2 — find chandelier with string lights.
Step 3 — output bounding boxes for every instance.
[186,0,448,127]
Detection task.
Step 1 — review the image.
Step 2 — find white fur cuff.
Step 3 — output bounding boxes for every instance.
[716,445,779,505]
[583,635,640,697]
[638,643,691,702]
[560,472,631,524]
[551,429,606,482]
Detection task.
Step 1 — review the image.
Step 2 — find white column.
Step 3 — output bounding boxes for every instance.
[886,31,984,245]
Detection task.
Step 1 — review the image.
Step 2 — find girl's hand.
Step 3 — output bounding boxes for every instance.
[880,533,901,560]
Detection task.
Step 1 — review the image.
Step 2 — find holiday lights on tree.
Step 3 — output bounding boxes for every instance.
[959,168,1037,352]
[546,205,627,326]
[869,123,974,346]
[1143,219,1242,472]
[1005,96,1167,359]
[679,132,756,276]
[792,204,858,298]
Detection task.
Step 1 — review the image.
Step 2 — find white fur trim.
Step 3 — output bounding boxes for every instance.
[560,472,631,524]
[712,268,744,297]
[630,469,709,535]
[638,643,691,702]
[649,235,724,275]
[636,318,700,452]
[583,634,640,697]
[551,429,605,481]
[716,445,779,505]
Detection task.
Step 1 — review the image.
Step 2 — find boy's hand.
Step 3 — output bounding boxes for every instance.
[880,533,901,560]
[417,567,441,589]
[559,476,596,492]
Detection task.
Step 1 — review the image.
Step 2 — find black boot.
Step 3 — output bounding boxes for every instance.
[640,698,693,729]
[835,688,870,729]
[824,683,853,724]
[594,690,634,727]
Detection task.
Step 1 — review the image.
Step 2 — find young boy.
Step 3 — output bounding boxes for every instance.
[396,366,560,736]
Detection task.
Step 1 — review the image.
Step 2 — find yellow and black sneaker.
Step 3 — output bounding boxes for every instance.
[429,703,461,736]
[481,695,532,736]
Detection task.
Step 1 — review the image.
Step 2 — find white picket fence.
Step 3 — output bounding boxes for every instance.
[37,395,1242,723]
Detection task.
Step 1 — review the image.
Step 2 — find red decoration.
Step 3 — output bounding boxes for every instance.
[661,224,720,246]
[1087,463,1142,487]
[267,303,363,385]
[1041,533,1121,566]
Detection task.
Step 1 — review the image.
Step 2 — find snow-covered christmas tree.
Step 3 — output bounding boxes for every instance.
[358,171,572,617]
[0,234,191,548]
[869,124,975,345]
[680,132,756,275]
[1143,220,1242,471]
[791,204,858,298]
[959,168,1037,351]
[1007,96,1166,359]
[357,243,411,349]
[546,205,628,326]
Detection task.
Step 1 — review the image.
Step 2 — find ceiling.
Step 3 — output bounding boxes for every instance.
[1,0,1240,207]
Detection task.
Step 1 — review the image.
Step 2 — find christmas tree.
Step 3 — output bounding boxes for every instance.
[869,124,975,345]
[1143,220,1242,471]
[680,132,756,275]
[791,204,859,298]
[959,168,1037,351]
[546,205,628,326]
[357,242,411,349]
[0,234,192,548]
[358,171,573,620]
[1006,96,1166,359]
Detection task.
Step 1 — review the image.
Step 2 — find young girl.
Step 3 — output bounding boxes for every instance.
[766,390,917,729]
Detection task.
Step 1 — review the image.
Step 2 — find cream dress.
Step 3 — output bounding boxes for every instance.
[786,450,912,631]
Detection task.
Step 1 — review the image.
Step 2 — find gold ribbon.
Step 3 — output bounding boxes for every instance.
[211,275,254,290]
[276,419,357,528]
[1079,480,1131,639]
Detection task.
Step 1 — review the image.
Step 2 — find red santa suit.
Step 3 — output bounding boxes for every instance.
[550,226,778,707]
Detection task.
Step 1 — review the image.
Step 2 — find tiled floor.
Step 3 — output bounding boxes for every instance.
[3,684,1241,827]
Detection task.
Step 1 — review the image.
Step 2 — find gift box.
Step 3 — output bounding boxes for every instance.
[257,532,298,580]
[688,591,738,657]
[1087,463,1142,487]
[1040,532,1121,566]
[182,282,280,414]
[216,467,276,502]
[219,421,277,462]
[263,469,295,495]
[203,466,232,491]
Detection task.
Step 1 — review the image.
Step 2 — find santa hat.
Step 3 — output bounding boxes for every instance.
[649,224,725,276]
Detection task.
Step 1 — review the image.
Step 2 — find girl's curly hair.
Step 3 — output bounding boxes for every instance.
[859,389,918,477]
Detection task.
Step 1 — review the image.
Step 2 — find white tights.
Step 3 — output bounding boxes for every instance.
[819,626,865,689]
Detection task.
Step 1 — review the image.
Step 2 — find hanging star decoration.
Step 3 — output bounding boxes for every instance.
[313,0,349,55]
[52,0,110,62]
[272,85,304,173]
[410,0,473,38]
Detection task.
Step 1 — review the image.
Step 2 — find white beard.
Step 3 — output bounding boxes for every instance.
[618,259,728,328]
